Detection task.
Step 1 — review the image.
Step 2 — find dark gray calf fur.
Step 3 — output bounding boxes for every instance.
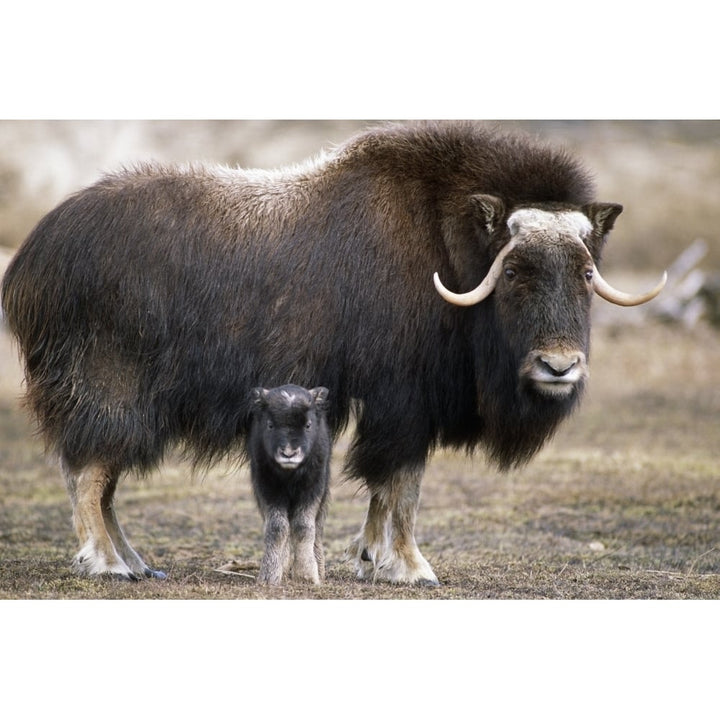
[248,385,330,585]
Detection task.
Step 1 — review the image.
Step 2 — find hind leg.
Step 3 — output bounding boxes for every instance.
[63,462,135,579]
[347,469,439,585]
[62,461,164,580]
[100,474,167,579]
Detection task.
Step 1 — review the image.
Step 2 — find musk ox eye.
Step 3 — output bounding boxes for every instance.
[266,420,274,430]
[305,420,312,429]
[504,267,516,280]
[584,269,594,282]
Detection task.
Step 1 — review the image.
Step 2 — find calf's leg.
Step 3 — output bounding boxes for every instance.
[313,495,329,582]
[290,501,322,584]
[258,508,291,585]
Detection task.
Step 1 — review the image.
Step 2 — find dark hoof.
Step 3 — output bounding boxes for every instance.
[144,568,168,580]
[417,578,441,587]
[111,571,140,582]
[361,548,371,562]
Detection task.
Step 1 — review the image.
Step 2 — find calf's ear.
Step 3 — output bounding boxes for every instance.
[251,387,270,409]
[310,387,330,410]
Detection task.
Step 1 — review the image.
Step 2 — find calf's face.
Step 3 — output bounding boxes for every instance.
[251,385,329,470]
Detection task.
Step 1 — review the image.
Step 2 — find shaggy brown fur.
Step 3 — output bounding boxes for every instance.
[2,121,627,583]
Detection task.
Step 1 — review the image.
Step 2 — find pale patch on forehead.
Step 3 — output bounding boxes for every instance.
[507,209,592,246]
[278,389,310,410]
[280,389,299,405]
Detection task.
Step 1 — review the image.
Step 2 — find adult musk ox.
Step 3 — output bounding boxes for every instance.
[1,121,666,584]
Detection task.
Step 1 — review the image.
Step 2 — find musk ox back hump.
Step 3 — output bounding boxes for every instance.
[336,121,595,207]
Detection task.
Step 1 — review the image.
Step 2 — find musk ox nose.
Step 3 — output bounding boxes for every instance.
[539,353,580,377]
[276,445,304,468]
[280,445,301,460]
[522,350,588,397]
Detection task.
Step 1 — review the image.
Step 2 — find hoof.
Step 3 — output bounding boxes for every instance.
[417,577,441,587]
[144,568,168,580]
[73,548,140,581]
[110,571,140,582]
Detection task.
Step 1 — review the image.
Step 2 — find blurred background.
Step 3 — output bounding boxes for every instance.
[0,119,718,331]
[0,120,718,271]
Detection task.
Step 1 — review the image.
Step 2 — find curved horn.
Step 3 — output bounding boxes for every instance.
[592,266,667,306]
[433,240,517,307]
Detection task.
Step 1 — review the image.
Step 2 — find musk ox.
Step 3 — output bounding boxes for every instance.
[1,121,665,584]
[248,384,331,585]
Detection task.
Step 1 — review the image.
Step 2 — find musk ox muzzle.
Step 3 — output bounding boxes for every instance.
[275,445,306,470]
[520,348,588,397]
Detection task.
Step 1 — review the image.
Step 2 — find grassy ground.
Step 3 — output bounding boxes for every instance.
[2,320,718,600]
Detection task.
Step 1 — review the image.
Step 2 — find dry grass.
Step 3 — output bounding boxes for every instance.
[2,321,718,600]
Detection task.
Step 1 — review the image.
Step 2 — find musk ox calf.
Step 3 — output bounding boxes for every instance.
[0,121,666,585]
[248,385,331,585]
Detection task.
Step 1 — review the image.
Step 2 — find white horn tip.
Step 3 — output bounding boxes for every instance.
[645,270,668,299]
[594,267,668,306]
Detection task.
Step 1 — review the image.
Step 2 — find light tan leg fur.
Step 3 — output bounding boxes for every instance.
[290,502,322,584]
[347,469,439,585]
[257,507,291,586]
[62,461,163,580]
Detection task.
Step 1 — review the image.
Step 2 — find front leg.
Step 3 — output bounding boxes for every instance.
[290,503,321,584]
[347,469,439,585]
[313,494,329,582]
[258,508,291,586]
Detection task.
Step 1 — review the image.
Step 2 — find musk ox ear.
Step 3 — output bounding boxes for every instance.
[583,203,623,236]
[469,194,505,236]
[309,387,329,411]
[251,387,270,409]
